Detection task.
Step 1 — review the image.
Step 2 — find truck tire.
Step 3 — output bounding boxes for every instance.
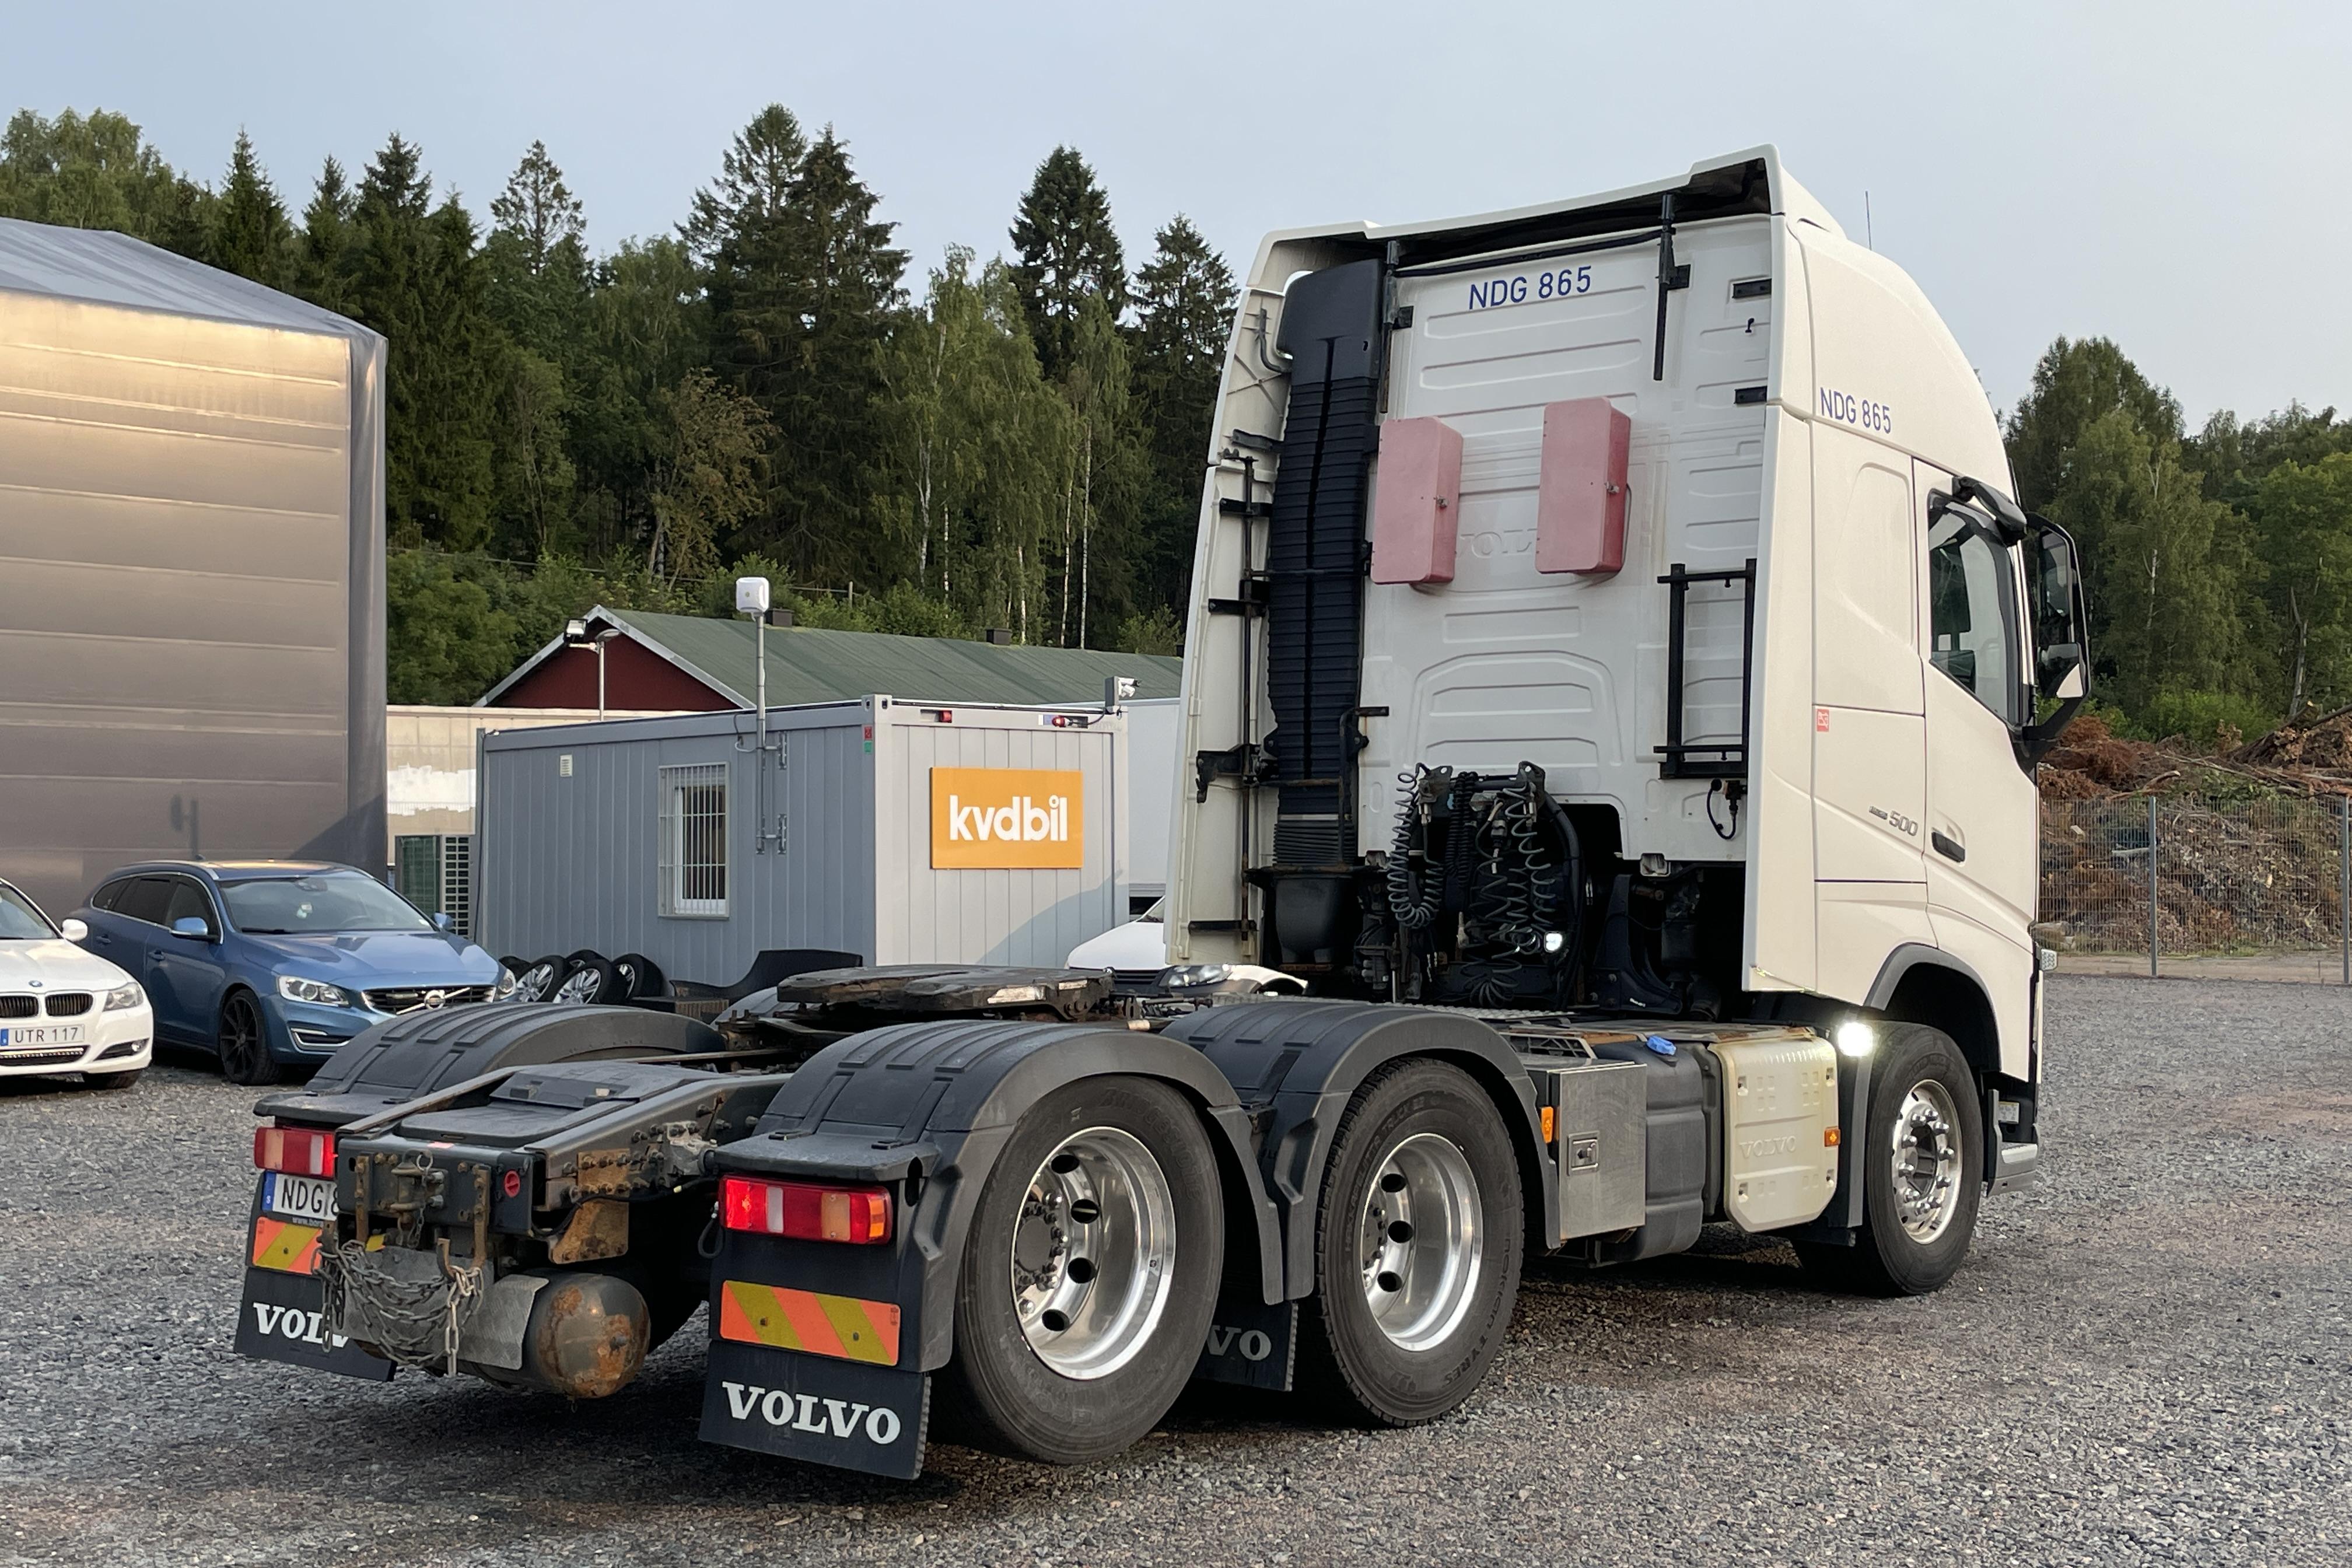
[1296,1059,1523,1427]
[1795,1022,1984,1296]
[940,1075,1224,1464]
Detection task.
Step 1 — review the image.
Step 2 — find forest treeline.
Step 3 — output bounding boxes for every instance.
[5,106,2348,738]
[0,106,1231,702]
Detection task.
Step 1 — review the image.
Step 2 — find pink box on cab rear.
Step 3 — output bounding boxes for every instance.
[1369,416,1464,585]
[1536,397,1632,576]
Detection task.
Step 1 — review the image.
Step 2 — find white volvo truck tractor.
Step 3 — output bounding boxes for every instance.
[231,147,2090,1480]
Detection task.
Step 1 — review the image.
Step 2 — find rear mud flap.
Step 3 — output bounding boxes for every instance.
[699,1338,929,1479]
[233,1266,396,1381]
[1194,1293,1297,1391]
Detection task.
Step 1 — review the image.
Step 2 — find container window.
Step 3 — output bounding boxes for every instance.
[659,764,730,918]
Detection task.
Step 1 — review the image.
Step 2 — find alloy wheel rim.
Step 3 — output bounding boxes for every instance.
[1889,1079,1964,1243]
[554,968,603,1004]
[1357,1132,1483,1351]
[1009,1125,1177,1380]
[223,999,260,1073]
[516,963,558,1002]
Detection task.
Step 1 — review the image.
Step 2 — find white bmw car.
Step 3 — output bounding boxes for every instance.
[0,877,153,1090]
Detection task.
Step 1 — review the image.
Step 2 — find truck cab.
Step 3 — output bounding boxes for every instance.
[1168,145,2085,1126]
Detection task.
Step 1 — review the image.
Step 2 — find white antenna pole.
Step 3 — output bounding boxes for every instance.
[1865,191,1874,251]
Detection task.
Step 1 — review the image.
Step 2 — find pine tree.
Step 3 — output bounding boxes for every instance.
[345,135,499,549]
[484,141,589,361]
[290,156,356,311]
[205,130,290,286]
[1009,146,1125,380]
[695,109,905,580]
[1128,215,1236,629]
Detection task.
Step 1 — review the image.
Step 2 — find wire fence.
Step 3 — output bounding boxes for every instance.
[2040,794,2352,981]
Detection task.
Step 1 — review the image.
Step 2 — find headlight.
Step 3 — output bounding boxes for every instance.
[1163,963,1231,989]
[103,982,144,1012]
[278,975,356,1008]
[494,966,519,1000]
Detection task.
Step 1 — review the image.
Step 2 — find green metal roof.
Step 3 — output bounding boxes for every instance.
[604,608,1183,708]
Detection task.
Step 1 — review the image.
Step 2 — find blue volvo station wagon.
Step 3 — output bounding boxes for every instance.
[71,861,514,1083]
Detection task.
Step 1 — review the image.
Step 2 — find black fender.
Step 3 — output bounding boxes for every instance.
[1161,1000,1553,1299]
[254,1003,722,1125]
[714,1019,1283,1374]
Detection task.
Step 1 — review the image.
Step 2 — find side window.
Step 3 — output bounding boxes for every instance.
[115,877,174,926]
[657,764,730,918]
[90,878,128,912]
[163,878,216,933]
[1928,503,2021,724]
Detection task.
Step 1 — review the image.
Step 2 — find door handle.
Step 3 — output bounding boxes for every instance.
[1931,831,1966,863]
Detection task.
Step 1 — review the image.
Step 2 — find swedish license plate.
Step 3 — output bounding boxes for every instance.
[263,1172,338,1223]
[0,1024,82,1046]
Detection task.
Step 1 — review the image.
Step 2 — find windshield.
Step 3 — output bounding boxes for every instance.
[0,883,56,941]
[223,874,433,935]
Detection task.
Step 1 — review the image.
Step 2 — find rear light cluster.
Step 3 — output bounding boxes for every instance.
[720,1174,891,1244]
[254,1124,336,1177]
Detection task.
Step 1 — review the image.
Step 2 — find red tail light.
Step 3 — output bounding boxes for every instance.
[254,1124,336,1177]
[720,1174,891,1244]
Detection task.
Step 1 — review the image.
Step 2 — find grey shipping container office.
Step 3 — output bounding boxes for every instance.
[0,219,387,914]
[475,698,1130,985]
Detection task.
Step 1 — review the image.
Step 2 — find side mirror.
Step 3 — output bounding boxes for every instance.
[170,916,213,940]
[2020,515,2091,763]
[430,912,455,933]
[60,918,88,943]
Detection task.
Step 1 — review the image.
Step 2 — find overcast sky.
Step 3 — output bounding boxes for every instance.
[10,1,2347,426]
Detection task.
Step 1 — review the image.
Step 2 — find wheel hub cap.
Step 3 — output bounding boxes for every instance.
[1357,1132,1483,1351]
[1889,1079,1963,1243]
[1010,1126,1176,1380]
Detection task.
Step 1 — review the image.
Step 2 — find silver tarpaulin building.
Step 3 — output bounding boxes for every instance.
[0,218,387,913]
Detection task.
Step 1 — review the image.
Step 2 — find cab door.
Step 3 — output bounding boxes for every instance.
[1810,424,1931,1003]
[1915,464,2039,1073]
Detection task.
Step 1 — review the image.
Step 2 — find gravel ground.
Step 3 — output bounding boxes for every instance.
[2,976,2346,1567]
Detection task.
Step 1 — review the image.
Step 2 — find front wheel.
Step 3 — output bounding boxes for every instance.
[216,991,281,1086]
[1796,1021,1984,1296]
[1297,1059,1524,1426]
[940,1076,1223,1464]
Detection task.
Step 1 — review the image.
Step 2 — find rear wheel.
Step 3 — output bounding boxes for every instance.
[1795,1022,1984,1296]
[1297,1059,1522,1426]
[940,1076,1223,1464]
[217,991,281,1086]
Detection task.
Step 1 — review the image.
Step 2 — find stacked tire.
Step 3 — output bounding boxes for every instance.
[506,949,665,1006]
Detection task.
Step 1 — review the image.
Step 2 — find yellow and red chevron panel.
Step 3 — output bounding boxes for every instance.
[250,1216,322,1275]
[718,1279,901,1366]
